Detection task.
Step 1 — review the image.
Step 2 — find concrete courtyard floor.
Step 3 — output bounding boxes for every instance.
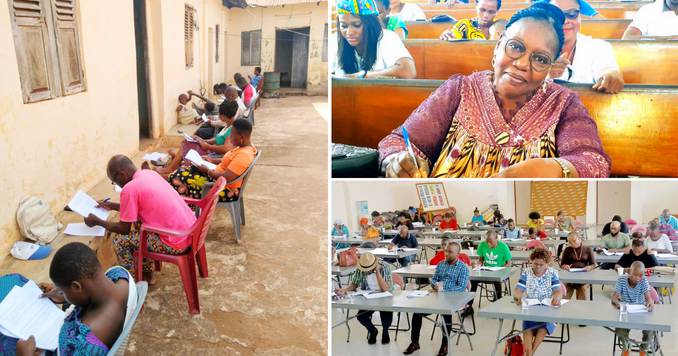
[121,96,328,355]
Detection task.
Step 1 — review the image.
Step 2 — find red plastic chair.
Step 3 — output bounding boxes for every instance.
[134,176,227,314]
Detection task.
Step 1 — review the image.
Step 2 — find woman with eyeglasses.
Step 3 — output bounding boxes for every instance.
[333,0,416,79]
[541,0,625,94]
[378,2,611,178]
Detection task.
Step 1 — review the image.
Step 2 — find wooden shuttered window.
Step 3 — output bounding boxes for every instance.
[240,30,261,66]
[184,4,194,68]
[8,0,85,103]
[322,23,328,62]
[215,24,219,63]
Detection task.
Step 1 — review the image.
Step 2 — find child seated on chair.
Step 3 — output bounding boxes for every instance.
[176,93,199,125]
[612,261,655,356]
[169,118,257,203]
[1,242,135,356]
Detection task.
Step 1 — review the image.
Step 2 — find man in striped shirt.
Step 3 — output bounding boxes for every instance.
[612,261,655,356]
[404,241,470,356]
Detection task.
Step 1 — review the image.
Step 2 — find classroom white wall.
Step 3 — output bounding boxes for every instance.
[596,180,631,223]
[0,0,139,255]
[630,181,678,223]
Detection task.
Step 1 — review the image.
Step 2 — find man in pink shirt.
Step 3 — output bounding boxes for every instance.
[84,155,196,284]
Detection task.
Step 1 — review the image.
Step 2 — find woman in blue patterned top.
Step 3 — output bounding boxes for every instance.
[513,248,562,356]
[611,261,655,355]
[404,241,470,356]
[2,242,136,356]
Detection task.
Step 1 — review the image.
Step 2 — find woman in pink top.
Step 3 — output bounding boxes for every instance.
[235,73,255,107]
[84,155,196,284]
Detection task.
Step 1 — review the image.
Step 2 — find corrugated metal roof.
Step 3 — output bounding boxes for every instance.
[245,0,327,7]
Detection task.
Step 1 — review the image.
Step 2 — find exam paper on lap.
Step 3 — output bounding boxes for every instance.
[185,149,217,171]
[64,223,106,237]
[68,190,109,221]
[0,281,64,350]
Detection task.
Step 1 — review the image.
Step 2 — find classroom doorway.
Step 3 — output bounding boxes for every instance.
[274,27,310,89]
[133,0,151,138]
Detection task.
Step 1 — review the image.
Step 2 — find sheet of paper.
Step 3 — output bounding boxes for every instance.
[0,281,64,350]
[568,268,587,272]
[626,304,649,313]
[402,248,418,252]
[407,291,430,298]
[201,113,208,122]
[67,190,109,221]
[476,266,505,272]
[363,291,393,299]
[370,248,394,256]
[185,149,217,171]
[142,152,169,161]
[602,249,623,256]
[426,265,437,270]
[183,133,197,142]
[656,253,675,258]
[64,223,106,237]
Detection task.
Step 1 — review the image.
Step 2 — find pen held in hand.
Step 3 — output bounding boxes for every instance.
[402,126,419,172]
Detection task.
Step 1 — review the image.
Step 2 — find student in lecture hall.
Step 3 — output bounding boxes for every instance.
[514,248,562,356]
[490,208,505,226]
[0,243,135,356]
[375,0,409,40]
[470,231,511,303]
[534,0,624,94]
[332,219,351,249]
[611,261,656,356]
[371,210,386,227]
[560,232,596,300]
[615,239,659,272]
[555,210,574,231]
[388,0,426,21]
[502,218,521,239]
[168,119,257,203]
[470,207,486,225]
[438,211,459,230]
[600,220,632,252]
[378,3,611,179]
[395,211,416,229]
[524,228,547,250]
[527,211,547,239]
[333,0,416,79]
[658,208,678,230]
[644,221,674,254]
[601,215,629,236]
[386,225,419,266]
[623,0,678,39]
[83,155,196,285]
[440,0,506,40]
[403,242,470,356]
[334,252,395,345]
[153,100,239,178]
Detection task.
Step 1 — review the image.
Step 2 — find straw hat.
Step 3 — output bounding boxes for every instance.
[357,252,378,272]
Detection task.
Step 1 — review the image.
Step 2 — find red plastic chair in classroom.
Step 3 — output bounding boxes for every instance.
[134,176,227,314]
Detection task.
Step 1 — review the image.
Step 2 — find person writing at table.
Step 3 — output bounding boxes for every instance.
[378,3,610,178]
[502,218,520,239]
[615,239,658,273]
[560,232,595,300]
[386,225,418,266]
[514,248,562,356]
[335,252,395,345]
[332,219,351,249]
[470,231,511,305]
[438,211,458,230]
[645,222,674,254]
[470,207,485,225]
[611,261,655,356]
[403,241,470,356]
[555,210,573,231]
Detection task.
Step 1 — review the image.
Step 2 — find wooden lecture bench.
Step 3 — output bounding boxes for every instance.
[416,1,649,10]
[422,6,639,19]
[331,77,678,177]
[405,19,632,39]
[0,211,118,283]
[402,39,678,85]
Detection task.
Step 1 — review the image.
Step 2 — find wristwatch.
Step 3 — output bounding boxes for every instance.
[553,158,571,178]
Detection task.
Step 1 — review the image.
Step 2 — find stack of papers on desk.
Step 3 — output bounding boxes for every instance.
[407,291,430,298]
[626,304,649,313]
[185,149,217,170]
[363,292,393,299]
[67,190,109,221]
[568,268,588,272]
[525,298,569,307]
[0,281,64,350]
[474,266,505,272]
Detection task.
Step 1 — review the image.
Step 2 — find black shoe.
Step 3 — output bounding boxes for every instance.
[437,343,448,356]
[381,331,390,344]
[367,328,378,344]
[403,342,420,355]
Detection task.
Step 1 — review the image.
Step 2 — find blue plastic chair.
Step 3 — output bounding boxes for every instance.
[107,281,148,356]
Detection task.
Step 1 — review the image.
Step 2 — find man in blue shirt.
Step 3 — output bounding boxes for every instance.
[659,209,678,230]
[404,241,470,356]
[503,218,521,239]
[386,225,418,266]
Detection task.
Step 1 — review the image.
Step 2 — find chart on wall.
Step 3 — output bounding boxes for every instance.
[356,201,369,217]
[416,183,450,212]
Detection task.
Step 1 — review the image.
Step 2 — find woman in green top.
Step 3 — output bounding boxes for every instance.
[152,100,239,177]
[375,0,408,39]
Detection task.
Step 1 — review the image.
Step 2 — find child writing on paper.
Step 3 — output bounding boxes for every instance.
[513,248,562,356]
[612,261,655,356]
[2,242,134,356]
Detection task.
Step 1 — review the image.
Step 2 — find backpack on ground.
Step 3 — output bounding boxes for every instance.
[16,196,61,244]
[504,335,524,356]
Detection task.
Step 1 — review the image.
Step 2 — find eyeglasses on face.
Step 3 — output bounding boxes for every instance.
[503,38,554,72]
[562,9,580,20]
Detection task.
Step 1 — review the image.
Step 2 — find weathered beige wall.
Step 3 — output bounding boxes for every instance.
[226,3,329,95]
[0,0,139,255]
